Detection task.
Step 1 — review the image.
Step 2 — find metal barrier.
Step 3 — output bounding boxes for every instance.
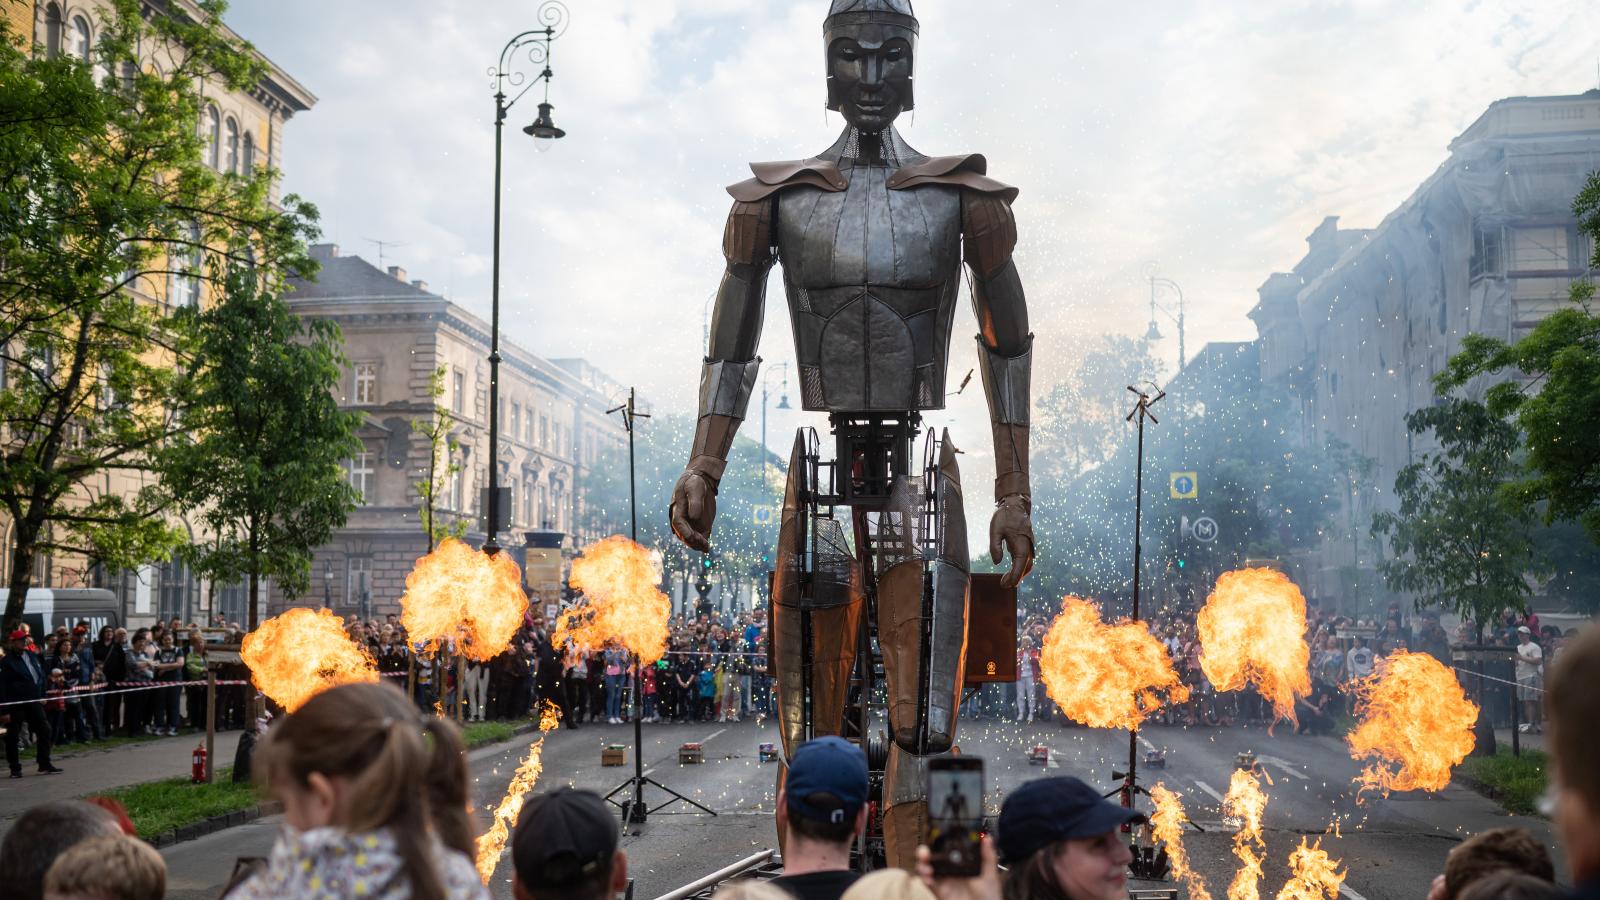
[650,849,779,900]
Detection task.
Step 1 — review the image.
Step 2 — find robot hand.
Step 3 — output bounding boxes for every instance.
[989,494,1035,589]
[669,467,718,552]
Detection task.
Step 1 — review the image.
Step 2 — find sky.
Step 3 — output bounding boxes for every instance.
[224,0,1600,520]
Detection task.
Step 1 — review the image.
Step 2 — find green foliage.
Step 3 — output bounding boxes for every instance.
[1459,748,1548,816]
[1371,398,1539,638]
[462,720,517,747]
[1436,169,1600,545]
[0,0,318,629]
[412,365,466,551]
[162,265,361,625]
[101,765,259,839]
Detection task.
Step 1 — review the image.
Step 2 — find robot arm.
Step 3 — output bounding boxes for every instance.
[671,198,777,551]
[962,190,1035,587]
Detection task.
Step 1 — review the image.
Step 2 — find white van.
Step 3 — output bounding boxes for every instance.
[0,588,122,637]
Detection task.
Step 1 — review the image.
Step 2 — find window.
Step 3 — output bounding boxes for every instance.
[508,479,518,525]
[523,408,533,444]
[354,362,377,405]
[242,131,256,171]
[1470,225,1503,280]
[449,463,464,511]
[223,118,239,173]
[537,485,549,529]
[70,15,90,61]
[167,223,202,307]
[44,3,62,58]
[347,558,372,611]
[203,104,220,169]
[523,475,534,524]
[1509,225,1571,272]
[539,415,548,448]
[511,403,521,441]
[157,557,194,623]
[347,451,374,504]
[452,370,465,414]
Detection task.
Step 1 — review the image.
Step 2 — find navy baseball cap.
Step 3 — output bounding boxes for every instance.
[785,736,869,823]
[997,777,1146,865]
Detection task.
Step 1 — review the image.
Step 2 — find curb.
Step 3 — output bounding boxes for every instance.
[144,721,538,849]
[147,800,284,849]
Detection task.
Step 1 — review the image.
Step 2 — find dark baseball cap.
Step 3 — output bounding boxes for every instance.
[996,777,1146,865]
[511,788,618,888]
[784,736,868,824]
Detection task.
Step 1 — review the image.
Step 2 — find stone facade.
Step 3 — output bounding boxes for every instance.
[274,245,634,618]
[1250,89,1600,607]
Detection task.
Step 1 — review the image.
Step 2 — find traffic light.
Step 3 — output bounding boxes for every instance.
[699,553,714,576]
[1176,557,1186,570]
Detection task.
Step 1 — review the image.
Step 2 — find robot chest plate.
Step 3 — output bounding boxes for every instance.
[774,168,962,290]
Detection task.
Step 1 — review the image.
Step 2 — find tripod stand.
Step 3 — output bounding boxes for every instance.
[1117,384,1163,818]
[601,388,716,826]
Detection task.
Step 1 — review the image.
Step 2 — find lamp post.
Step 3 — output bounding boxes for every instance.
[1143,272,1186,373]
[759,363,791,492]
[484,1,569,557]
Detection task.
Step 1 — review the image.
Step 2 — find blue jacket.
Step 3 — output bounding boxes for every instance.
[0,649,48,703]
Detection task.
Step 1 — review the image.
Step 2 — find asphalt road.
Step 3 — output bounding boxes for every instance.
[159,713,1564,900]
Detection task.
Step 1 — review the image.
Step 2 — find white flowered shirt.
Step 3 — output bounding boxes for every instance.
[226,826,488,900]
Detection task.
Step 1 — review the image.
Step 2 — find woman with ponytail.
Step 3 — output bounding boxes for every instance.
[226,681,486,900]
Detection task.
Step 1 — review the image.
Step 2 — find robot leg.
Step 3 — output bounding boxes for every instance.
[879,433,970,869]
[771,432,863,759]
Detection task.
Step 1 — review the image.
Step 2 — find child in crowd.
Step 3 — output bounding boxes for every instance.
[225,681,487,900]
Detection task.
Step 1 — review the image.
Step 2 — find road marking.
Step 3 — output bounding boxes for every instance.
[1046,753,1060,769]
[1193,780,1226,804]
[1258,755,1311,781]
[1137,735,1159,753]
[702,728,728,742]
[1338,880,1368,900]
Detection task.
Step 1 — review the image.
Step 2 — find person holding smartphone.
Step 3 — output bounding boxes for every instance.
[771,736,869,900]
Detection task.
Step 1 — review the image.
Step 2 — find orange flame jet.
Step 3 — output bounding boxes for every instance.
[1225,769,1269,900]
[1275,837,1346,900]
[400,538,529,662]
[1197,568,1312,726]
[240,608,379,712]
[474,703,563,883]
[1039,596,1189,730]
[555,535,671,665]
[1150,783,1214,900]
[1347,650,1479,795]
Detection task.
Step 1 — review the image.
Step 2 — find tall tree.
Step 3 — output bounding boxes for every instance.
[411,365,466,552]
[1437,170,1600,543]
[1371,398,1539,641]
[0,0,317,630]
[162,265,360,629]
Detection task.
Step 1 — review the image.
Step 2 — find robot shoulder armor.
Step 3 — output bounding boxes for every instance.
[726,158,849,202]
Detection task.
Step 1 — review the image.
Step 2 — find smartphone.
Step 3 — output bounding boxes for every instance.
[926,756,985,878]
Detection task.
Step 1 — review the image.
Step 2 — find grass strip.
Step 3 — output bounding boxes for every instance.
[462,720,518,748]
[1460,747,1548,816]
[99,767,261,839]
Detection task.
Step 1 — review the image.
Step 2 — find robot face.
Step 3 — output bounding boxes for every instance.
[826,29,914,133]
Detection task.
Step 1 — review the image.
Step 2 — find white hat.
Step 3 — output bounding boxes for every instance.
[1517,625,1532,634]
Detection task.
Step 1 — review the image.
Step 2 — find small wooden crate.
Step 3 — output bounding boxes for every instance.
[601,745,626,767]
[1028,745,1049,765]
[758,742,778,762]
[679,742,705,764]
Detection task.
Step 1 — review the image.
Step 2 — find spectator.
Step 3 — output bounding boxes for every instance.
[45,637,89,743]
[770,736,869,900]
[1545,624,1600,900]
[0,800,121,900]
[2,628,63,777]
[697,663,717,722]
[122,634,155,737]
[994,776,1141,900]
[1426,827,1556,900]
[226,681,485,900]
[183,631,209,729]
[716,883,795,900]
[1345,637,1375,683]
[510,788,627,900]
[843,869,937,900]
[1017,637,1038,724]
[603,642,627,724]
[153,632,184,736]
[1515,627,1543,734]
[43,833,166,900]
[565,646,590,726]
[1456,872,1564,900]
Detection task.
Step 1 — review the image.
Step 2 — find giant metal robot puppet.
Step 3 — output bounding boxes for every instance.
[669,0,1033,867]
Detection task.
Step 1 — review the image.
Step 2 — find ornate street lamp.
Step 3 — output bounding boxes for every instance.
[484,2,570,556]
[1144,269,1186,373]
[760,363,791,492]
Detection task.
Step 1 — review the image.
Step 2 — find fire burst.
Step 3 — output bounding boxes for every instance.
[1348,650,1479,795]
[1039,596,1189,729]
[240,608,378,712]
[1150,783,1213,900]
[400,538,529,662]
[1225,769,1269,900]
[1275,838,1346,900]
[474,702,562,883]
[555,535,671,665]
[1197,568,1312,725]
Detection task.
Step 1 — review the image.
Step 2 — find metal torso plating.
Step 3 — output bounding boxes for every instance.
[775,146,962,414]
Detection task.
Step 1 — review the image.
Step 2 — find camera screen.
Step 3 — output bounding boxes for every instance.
[928,766,983,865]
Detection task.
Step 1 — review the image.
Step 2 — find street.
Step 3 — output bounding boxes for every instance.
[144,713,1561,900]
